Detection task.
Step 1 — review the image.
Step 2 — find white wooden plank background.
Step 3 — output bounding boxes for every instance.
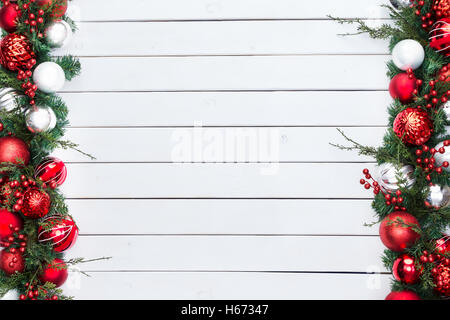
[51,1,393,300]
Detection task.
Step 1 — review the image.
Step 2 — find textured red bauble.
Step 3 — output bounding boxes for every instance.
[430,19,450,56]
[432,262,450,297]
[379,211,421,252]
[393,108,433,146]
[434,0,450,18]
[385,290,421,300]
[38,215,78,252]
[0,4,19,33]
[35,157,67,186]
[393,254,421,284]
[0,136,30,166]
[37,0,67,18]
[0,34,35,71]
[0,208,22,241]
[0,250,24,276]
[389,73,417,103]
[21,188,51,219]
[39,258,68,287]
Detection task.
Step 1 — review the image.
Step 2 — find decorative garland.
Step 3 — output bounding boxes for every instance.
[0,0,94,300]
[332,0,450,300]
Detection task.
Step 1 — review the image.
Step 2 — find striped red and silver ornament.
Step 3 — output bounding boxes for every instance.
[37,215,78,252]
[429,18,450,56]
[34,157,67,186]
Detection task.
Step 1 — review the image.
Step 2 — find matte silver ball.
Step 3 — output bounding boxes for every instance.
[0,87,23,112]
[392,39,425,71]
[390,0,412,9]
[0,289,19,300]
[376,163,416,192]
[426,184,450,209]
[46,20,73,48]
[25,106,57,133]
[434,141,450,172]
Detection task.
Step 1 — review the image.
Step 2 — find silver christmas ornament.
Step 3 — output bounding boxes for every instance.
[392,39,425,71]
[426,184,450,209]
[389,0,412,9]
[0,87,23,112]
[33,62,66,93]
[376,163,416,192]
[441,100,450,120]
[25,105,57,133]
[0,289,19,300]
[46,20,73,48]
[434,141,450,172]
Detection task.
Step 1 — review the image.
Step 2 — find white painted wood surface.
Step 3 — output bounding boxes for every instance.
[54,1,392,299]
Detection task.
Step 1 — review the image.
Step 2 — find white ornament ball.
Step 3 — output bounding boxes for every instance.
[392,39,425,71]
[25,105,57,133]
[434,141,450,172]
[376,163,416,192]
[46,20,73,48]
[33,62,66,93]
[426,184,450,209]
[0,289,19,300]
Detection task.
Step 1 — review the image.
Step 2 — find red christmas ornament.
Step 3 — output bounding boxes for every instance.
[379,211,421,252]
[21,188,51,219]
[39,258,68,287]
[0,4,19,33]
[0,250,24,276]
[385,290,421,300]
[436,236,450,254]
[393,254,422,284]
[38,215,78,252]
[35,157,67,186]
[389,73,417,103]
[0,136,30,166]
[432,262,450,297]
[430,19,450,56]
[0,208,22,241]
[37,0,68,18]
[435,0,450,20]
[0,33,36,71]
[393,108,433,146]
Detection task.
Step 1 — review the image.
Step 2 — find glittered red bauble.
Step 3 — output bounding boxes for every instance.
[430,19,450,56]
[0,250,24,276]
[37,0,68,18]
[434,0,450,18]
[35,157,67,186]
[0,136,30,166]
[21,188,51,219]
[436,236,450,254]
[393,254,421,284]
[389,73,417,103]
[385,290,421,300]
[0,4,19,33]
[379,211,421,252]
[0,33,35,71]
[39,258,68,287]
[393,108,433,146]
[432,262,450,297]
[38,215,78,252]
[0,208,22,241]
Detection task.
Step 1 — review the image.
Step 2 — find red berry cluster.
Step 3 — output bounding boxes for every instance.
[414,0,450,29]
[1,0,45,34]
[0,225,27,254]
[417,79,450,110]
[415,141,450,182]
[359,169,407,211]
[419,237,450,296]
[19,282,58,300]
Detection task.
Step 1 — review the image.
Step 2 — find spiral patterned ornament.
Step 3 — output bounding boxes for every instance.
[376,163,415,193]
[430,19,450,56]
[0,87,22,112]
[37,215,78,252]
[35,157,67,186]
[393,108,433,146]
[0,34,35,71]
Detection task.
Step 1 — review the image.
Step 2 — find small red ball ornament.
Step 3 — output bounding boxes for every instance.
[0,208,22,241]
[37,0,68,18]
[38,215,78,252]
[430,19,450,56]
[39,258,68,287]
[21,188,51,219]
[379,211,421,252]
[393,108,433,146]
[0,34,36,71]
[385,290,421,300]
[393,254,421,284]
[389,73,417,103]
[0,136,30,166]
[0,4,20,33]
[432,262,450,297]
[0,250,24,276]
[35,157,67,186]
